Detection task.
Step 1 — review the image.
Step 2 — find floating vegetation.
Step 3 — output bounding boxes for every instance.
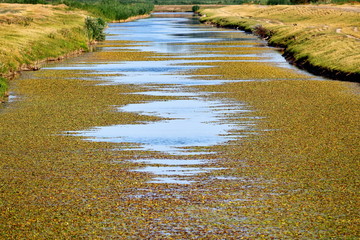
[0,13,359,239]
[185,61,311,80]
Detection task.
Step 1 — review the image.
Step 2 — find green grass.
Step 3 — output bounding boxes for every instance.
[0,77,8,101]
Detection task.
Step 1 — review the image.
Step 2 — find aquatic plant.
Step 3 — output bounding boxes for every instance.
[0,14,359,239]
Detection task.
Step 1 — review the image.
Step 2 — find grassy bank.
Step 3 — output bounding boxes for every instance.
[0,4,89,75]
[64,0,153,22]
[200,4,360,81]
[0,4,91,100]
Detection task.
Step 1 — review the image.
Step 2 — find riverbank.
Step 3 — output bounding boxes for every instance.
[110,14,150,23]
[199,4,360,82]
[153,5,222,12]
[0,4,91,101]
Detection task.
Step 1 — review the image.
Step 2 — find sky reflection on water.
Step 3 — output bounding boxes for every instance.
[60,13,263,183]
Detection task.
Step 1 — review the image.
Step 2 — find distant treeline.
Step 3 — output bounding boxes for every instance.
[152,0,244,4]
[114,0,360,4]
[266,0,359,5]
[0,0,154,21]
[159,0,359,4]
[1,0,358,10]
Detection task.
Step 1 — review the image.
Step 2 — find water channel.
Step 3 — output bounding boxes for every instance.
[45,13,316,184]
[2,11,358,238]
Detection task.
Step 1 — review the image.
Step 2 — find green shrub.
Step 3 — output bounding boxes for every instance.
[267,0,291,4]
[84,17,106,42]
[192,5,200,12]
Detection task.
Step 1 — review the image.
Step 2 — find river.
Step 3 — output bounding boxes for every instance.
[1,12,358,238]
[45,12,316,184]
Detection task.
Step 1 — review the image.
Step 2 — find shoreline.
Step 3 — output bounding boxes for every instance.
[0,47,87,103]
[0,4,151,102]
[199,5,360,83]
[202,19,360,82]
[0,3,90,102]
[110,14,151,23]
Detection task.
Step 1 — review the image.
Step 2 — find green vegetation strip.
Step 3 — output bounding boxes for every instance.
[0,77,8,102]
[200,4,360,81]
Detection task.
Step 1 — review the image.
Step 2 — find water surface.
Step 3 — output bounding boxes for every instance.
[49,13,313,183]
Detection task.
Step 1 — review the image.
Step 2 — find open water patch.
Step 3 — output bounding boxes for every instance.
[63,13,264,184]
[73,97,251,156]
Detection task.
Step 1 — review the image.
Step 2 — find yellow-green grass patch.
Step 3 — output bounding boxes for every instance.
[200,4,360,76]
[0,4,90,77]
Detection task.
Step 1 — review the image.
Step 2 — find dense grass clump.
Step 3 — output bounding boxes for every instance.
[0,77,8,101]
[97,0,154,20]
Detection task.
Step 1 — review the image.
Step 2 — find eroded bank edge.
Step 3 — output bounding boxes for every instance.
[198,12,360,83]
[0,14,152,102]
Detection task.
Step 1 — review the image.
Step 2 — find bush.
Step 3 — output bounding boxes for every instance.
[84,17,106,42]
[192,5,200,12]
[267,0,291,4]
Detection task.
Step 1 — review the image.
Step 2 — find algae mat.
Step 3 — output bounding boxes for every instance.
[0,13,359,238]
